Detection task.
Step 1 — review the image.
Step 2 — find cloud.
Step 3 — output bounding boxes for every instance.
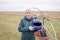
[0,0,60,11]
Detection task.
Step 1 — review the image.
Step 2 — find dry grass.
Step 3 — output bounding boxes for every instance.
[0,12,60,40]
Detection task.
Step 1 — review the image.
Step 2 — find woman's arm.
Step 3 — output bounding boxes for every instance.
[18,19,29,32]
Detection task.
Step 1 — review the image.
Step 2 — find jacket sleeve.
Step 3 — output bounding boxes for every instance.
[18,19,29,32]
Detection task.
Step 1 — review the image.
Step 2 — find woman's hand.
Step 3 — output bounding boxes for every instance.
[29,26,34,31]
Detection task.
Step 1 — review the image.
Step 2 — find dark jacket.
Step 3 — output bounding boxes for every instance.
[18,17,35,40]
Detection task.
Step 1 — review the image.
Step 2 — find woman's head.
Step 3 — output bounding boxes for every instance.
[25,9,32,19]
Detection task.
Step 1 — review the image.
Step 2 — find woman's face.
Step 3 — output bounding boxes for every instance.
[25,11,32,20]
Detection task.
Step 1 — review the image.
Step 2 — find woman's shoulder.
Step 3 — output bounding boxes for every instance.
[20,17,26,21]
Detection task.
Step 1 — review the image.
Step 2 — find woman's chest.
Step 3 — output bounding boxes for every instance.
[23,20,32,27]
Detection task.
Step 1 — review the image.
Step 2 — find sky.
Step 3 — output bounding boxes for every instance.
[0,0,60,11]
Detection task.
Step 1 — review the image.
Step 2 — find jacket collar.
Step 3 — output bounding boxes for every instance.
[24,16,33,21]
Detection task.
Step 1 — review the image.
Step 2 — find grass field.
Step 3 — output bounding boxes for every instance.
[0,12,60,40]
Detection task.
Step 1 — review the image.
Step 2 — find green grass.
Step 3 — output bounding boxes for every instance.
[0,14,60,40]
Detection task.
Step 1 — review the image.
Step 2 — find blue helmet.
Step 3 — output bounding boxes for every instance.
[32,19,42,30]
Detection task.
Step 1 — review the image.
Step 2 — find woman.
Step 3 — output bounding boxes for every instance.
[18,9,35,40]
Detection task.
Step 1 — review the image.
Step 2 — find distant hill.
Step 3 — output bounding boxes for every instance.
[0,11,60,18]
